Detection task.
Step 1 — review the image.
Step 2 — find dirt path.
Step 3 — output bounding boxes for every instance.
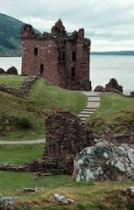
[0,138,45,145]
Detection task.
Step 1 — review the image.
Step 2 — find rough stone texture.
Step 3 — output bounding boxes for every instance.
[21,19,92,91]
[0,163,25,172]
[0,76,37,98]
[130,91,134,96]
[74,141,134,182]
[0,68,6,74]
[24,112,95,175]
[105,78,123,93]
[111,133,134,145]
[49,193,75,205]
[7,66,18,75]
[0,197,14,210]
[94,85,104,92]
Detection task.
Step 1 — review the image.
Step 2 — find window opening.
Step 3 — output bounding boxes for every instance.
[40,64,44,75]
[72,51,76,61]
[34,48,38,55]
[71,67,76,80]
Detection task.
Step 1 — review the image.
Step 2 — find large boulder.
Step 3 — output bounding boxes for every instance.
[7,66,18,75]
[74,141,134,182]
[105,78,123,93]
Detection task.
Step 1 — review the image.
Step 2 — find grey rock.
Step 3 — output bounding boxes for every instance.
[0,197,14,209]
[49,193,75,205]
[74,141,134,182]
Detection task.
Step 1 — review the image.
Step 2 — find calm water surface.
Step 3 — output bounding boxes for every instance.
[0,55,134,93]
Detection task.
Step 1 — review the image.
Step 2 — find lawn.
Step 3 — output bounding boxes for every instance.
[0,76,87,140]
[86,93,134,136]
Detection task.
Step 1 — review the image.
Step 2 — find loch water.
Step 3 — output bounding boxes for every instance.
[0,55,134,94]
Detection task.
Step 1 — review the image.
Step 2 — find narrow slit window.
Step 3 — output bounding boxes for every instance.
[71,67,76,80]
[34,48,38,55]
[40,64,44,75]
[62,51,65,60]
[72,51,76,61]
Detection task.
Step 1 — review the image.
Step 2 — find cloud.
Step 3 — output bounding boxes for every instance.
[1,0,134,51]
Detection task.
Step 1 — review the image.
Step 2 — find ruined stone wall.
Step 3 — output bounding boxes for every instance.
[21,21,92,91]
[0,76,36,98]
[43,111,95,174]
[21,39,61,86]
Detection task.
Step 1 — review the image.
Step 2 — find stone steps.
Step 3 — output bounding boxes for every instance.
[78,92,101,122]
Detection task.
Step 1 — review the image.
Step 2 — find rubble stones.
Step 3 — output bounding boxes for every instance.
[74,141,134,182]
[0,197,14,210]
[0,68,6,74]
[49,193,75,205]
[94,85,104,92]
[7,66,18,75]
[0,76,37,98]
[105,78,123,93]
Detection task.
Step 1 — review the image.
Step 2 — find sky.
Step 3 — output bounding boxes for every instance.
[1,0,134,51]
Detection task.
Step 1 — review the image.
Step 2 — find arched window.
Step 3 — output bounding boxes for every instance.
[40,64,44,75]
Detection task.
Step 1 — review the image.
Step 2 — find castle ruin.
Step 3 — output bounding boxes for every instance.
[21,19,91,90]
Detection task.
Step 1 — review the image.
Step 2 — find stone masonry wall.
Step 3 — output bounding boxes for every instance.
[0,76,37,98]
[23,112,95,175]
[21,20,92,91]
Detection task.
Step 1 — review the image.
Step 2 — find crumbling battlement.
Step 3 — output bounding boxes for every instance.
[21,19,92,90]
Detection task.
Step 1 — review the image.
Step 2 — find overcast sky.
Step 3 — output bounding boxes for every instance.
[1,0,134,51]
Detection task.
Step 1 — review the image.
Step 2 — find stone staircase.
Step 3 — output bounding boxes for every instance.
[78,92,101,122]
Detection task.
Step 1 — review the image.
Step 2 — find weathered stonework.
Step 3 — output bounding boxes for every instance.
[21,19,92,90]
[24,112,95,175]
[0,76,37,98]
[105,78,123,93]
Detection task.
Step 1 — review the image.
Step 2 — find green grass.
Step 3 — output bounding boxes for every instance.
[0,75,25,88]
[0,76,87,140]
[86,93,134,136]
[0,144,44,165]
[0,171,133,210]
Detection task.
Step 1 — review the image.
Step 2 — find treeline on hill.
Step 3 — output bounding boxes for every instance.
[0,13,24,56]
[0,13,40,57]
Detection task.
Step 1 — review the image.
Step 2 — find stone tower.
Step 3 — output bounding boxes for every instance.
[21,19,92,90]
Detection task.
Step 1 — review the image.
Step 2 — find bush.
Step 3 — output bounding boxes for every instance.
[18,117,32,129]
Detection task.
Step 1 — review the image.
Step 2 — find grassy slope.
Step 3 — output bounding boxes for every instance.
[86,93,134,136]
[0,76,87,140]
[0,171,133,210]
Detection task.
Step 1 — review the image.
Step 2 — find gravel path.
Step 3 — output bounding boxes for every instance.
[0,138,45,145]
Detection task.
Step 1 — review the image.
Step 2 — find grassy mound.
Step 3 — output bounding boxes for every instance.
[0,75,87,140]
[87,93,134,136]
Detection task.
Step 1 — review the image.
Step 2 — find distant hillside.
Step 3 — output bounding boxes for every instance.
[0,13,40,57]
[91,51,134,56]
[0,13,24,56]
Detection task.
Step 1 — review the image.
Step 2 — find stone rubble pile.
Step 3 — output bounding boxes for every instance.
[0,76,37,98]
[94,78,123,93]
[74,140,134,182]
[0,163,25,172]
[0,66,18,75]
[49,193,75,205]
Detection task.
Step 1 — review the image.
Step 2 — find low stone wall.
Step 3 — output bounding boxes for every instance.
[24,112,95,175]
[0,76,37,98]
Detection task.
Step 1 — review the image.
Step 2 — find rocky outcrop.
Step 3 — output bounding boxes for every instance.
[74,141,134,182]
[105,78,123,93]
[7,66,18,75]
[0,76,37,98]
[94,85,104,92]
